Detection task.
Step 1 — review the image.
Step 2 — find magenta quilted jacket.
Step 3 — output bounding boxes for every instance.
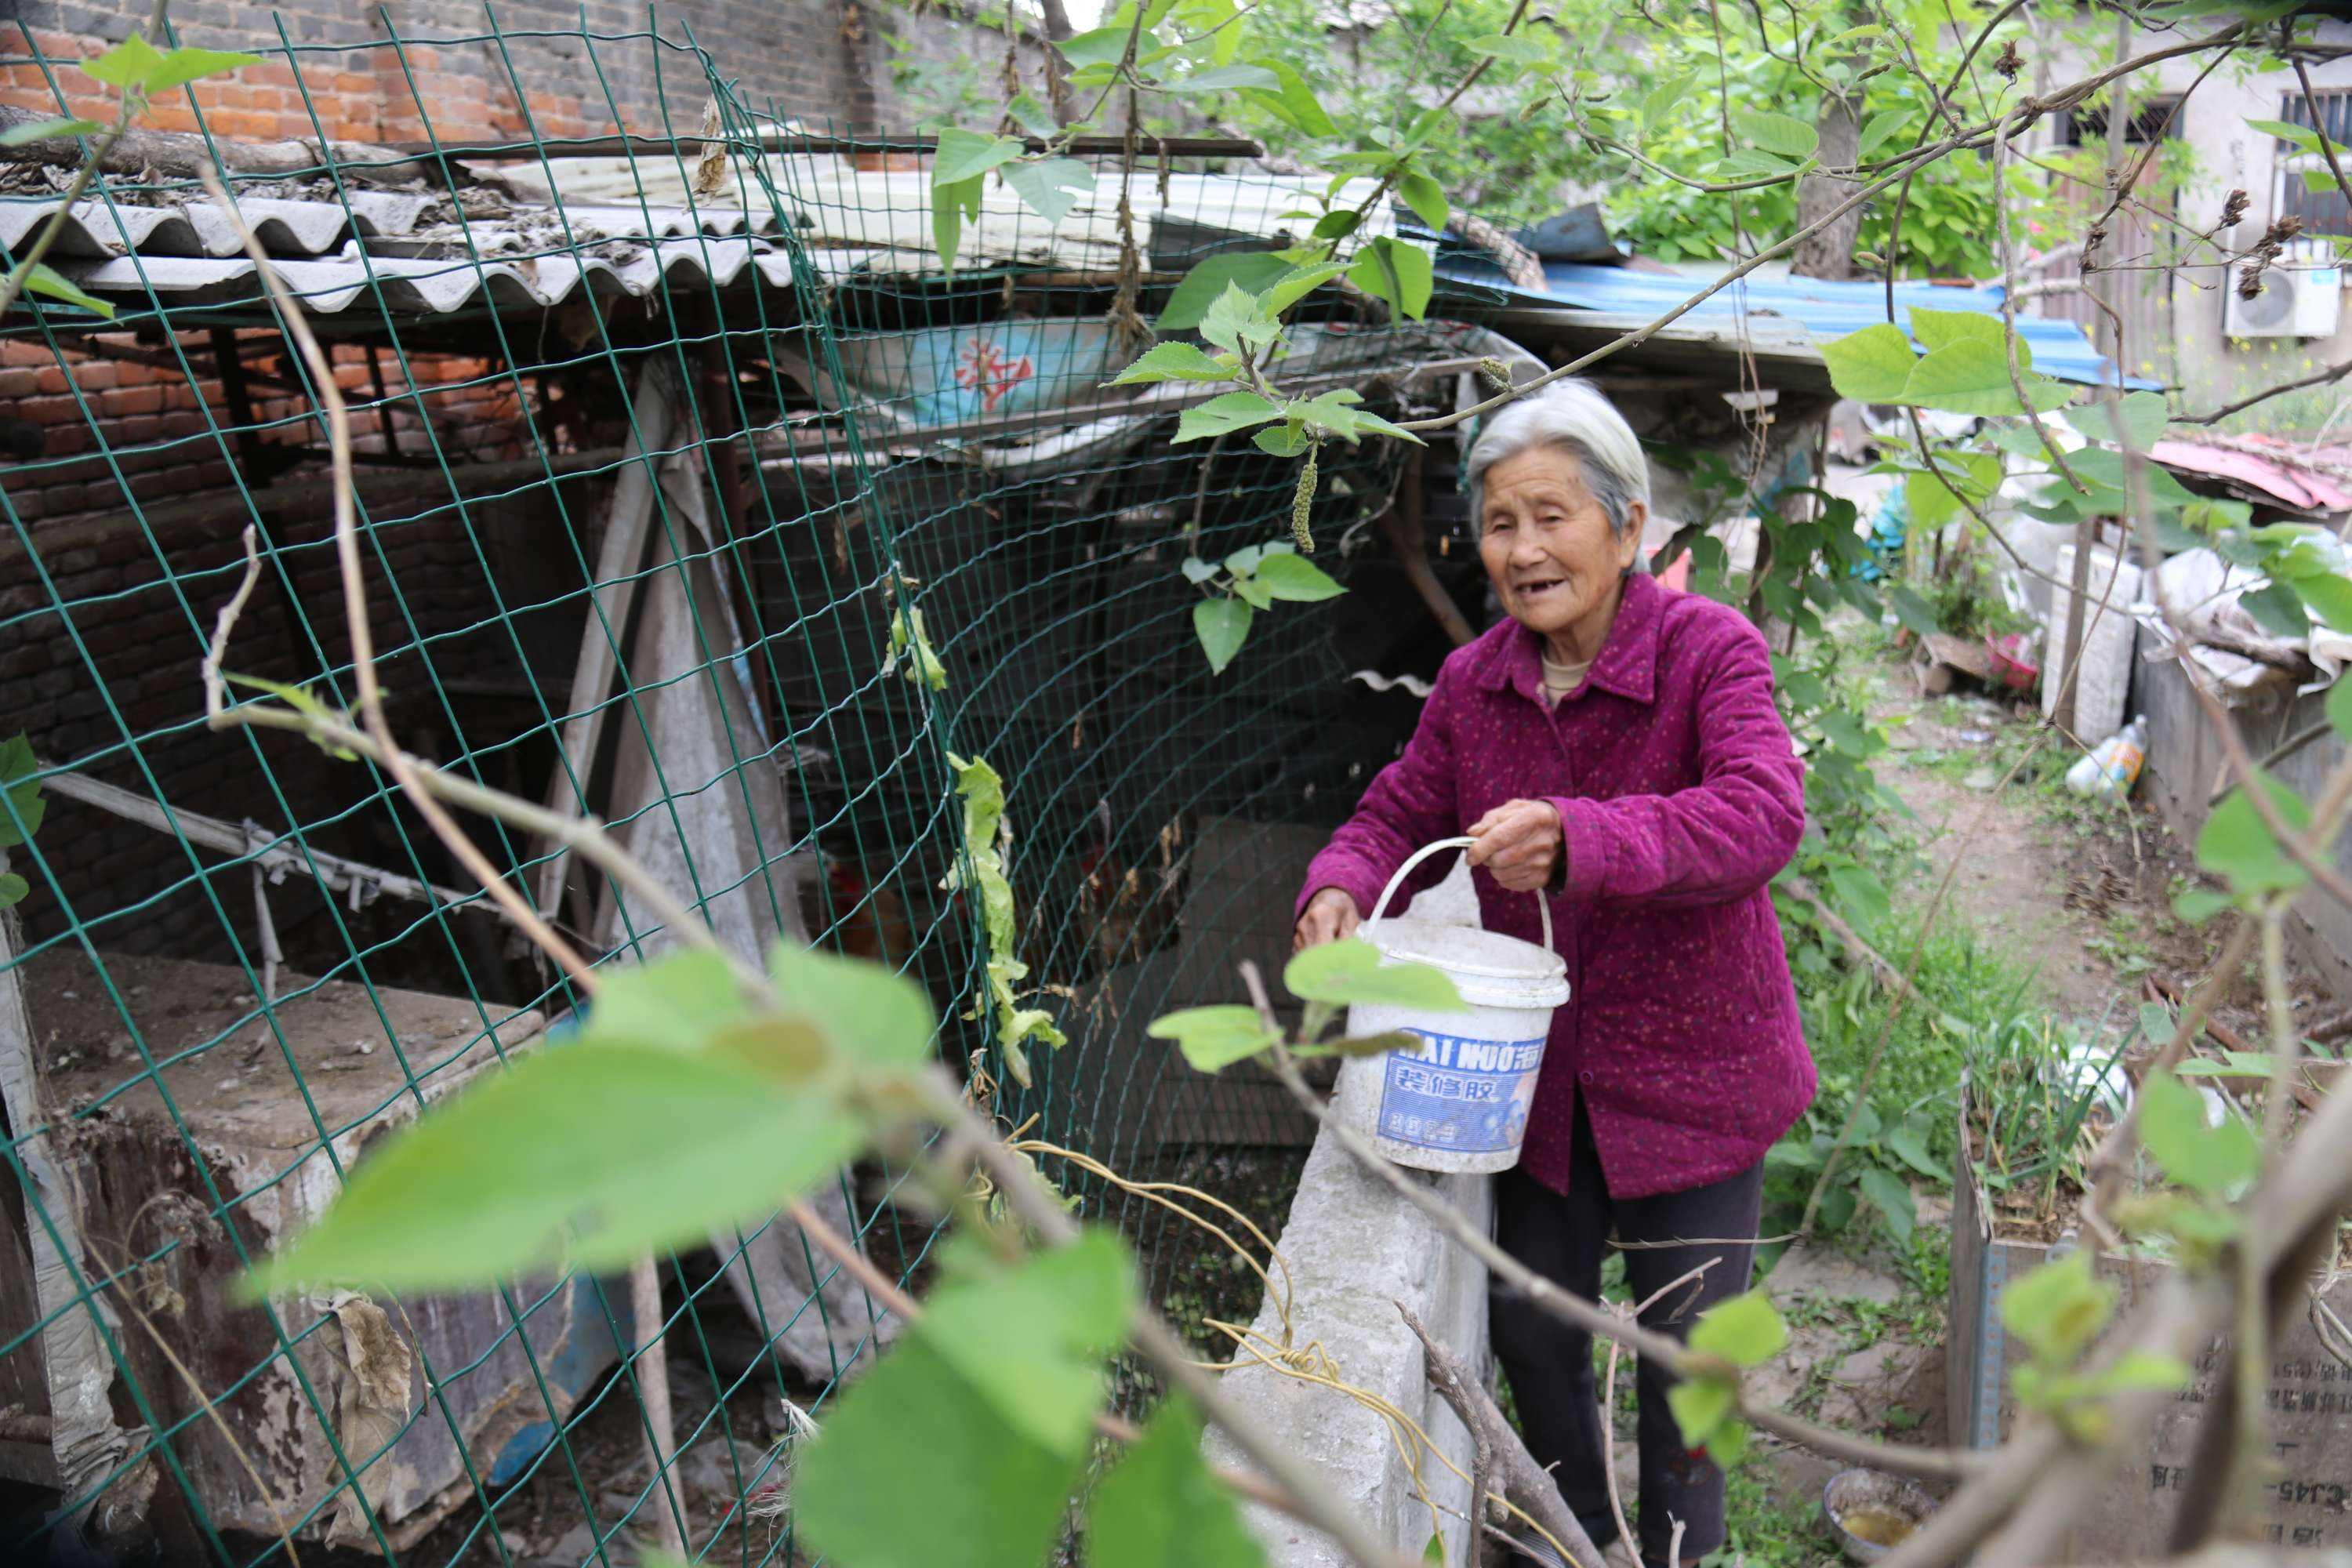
[1295,573,1817,1198]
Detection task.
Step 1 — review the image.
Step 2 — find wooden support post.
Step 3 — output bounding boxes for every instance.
[533,363,680,921]
[0,897,143,1539]
[209,328,266,477]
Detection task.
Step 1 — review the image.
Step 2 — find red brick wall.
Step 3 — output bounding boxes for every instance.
[5,2,909,145]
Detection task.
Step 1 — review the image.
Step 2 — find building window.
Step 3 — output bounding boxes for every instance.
[2056,97,2180,147]
[2279,91,2352,237]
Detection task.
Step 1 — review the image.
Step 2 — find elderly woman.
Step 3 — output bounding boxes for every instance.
[1292,380,1815,1568]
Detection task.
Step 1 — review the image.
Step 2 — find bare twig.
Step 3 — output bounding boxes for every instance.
[1398,1303,1603,1568]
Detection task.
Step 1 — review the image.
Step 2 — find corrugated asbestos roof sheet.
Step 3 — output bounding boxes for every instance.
[1437,255,2150,390]
[7,160,1395,321]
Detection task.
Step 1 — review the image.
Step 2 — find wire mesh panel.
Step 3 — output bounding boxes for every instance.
[0,12,1481,1564]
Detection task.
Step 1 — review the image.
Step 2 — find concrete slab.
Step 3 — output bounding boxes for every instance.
[1203,1127,1491,1566]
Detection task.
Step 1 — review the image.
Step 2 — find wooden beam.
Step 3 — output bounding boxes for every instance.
[39,768,477,913]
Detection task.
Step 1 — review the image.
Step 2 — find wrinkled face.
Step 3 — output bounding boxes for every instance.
[1477,445,1643,650]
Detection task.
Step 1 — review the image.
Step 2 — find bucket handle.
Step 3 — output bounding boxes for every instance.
[1363,836,1555,954]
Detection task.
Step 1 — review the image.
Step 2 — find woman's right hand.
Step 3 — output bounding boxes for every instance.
[1293,887,1363,951]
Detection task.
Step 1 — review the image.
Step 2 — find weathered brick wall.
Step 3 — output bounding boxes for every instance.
[6,1,908,143]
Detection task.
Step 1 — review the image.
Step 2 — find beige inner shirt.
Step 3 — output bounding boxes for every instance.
[1540,650,1593,705]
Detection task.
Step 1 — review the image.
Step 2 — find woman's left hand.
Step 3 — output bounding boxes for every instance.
[1466,799,1564,892]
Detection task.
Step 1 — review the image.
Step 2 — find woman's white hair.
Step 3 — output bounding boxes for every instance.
[1464,378,1651,541]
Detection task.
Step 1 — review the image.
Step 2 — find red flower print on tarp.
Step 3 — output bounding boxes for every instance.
[955,336,1036,412]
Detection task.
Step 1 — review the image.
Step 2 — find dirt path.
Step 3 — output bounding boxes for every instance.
[1881,720,2126,1022]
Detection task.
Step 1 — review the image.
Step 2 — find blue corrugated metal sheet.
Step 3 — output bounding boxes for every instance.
[1436,254,2151,389]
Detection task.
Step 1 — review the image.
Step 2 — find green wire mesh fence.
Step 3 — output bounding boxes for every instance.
[0,10,1499,1564]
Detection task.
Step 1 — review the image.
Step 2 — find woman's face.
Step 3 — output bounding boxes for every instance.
[1477,445,1643,654]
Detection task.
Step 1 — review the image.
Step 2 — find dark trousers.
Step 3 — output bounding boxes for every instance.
[1490,1102,1766,1567]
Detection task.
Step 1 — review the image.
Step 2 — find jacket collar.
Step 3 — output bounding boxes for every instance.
[1476,571,1663,706]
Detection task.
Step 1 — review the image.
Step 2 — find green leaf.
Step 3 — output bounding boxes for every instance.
[1819,323,1918,403]
[249,1043,866,1294]
[1903,341,2074,416]
[1857,1165,1916,1243]
[1002,156,1094,225]
[1687,1291,1787,1367]
[934,127,1028,185]
[2249,116,2325,155]
[1261,260,1353,316]
[769,940,936,1067]
[1106,341,1232,386]
[0,117,102,146]
[1058,25,1143,67]
[1825,862,1891,931]
[2289,568,2352,633]
[1158,252,1292,332]
[1667,1375,1737,1450]
[2172,885,2233,924]
[1164,63,1280,93]
[1254,553,1345,602]
[1857,107,1908,159]
[2140,1001,2178,1047]
[1089,1398,1267,1568]
[920,1229,1136,1457]
[1733,108,1819,160]
[1254,423,1312,457]
[0,735,45,849]
[583,948,748,1053]
[1225,543,1268,576]
[1246,60,1338,139]
[1181,555,1221,584]
[147,46,264,93]
[1466,33,1550,64]
[1149,1004,1279,1072]
[1174,390,1286,444]
[1907,307,2007,354]
[20,263,112,318]
[1396,169,1449,232]
[2238,579,2308,640]
[2000,1251,2116,1367]
[2082,1348,2194,1396]
[1194,597,1254,673]
[1886,1124,1951,1183]
[1424,1532,1446,1564]
[82,34,166,89]
[1282,936,1466,1009]
[798,1334,1083,1568]
[1198,281,1280,354]
[0,872,27,909]
[1005,93,1060,139]
[2197,772,2311,896]
[1232,572,1276,609]
[1641,72,1694,129]
[1718,150,1800,181]
[2139,1070,2261,1196]
[1346,237,1434,320]
[932,173,984,274]
[2065,390,2169,448]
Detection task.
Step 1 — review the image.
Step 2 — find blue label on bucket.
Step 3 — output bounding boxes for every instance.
[1376,1029,1547,1153]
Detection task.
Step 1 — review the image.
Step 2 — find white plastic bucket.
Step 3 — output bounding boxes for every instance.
[1332,837,1571,1174]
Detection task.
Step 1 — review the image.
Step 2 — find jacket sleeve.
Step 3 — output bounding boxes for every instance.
[1544,615,1805,909]
[1294,669,1464,924]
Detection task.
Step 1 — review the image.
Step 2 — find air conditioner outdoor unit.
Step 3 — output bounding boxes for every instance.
[2225,260,2344,339]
